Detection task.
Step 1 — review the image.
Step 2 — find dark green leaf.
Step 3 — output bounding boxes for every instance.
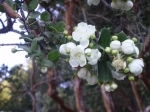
[28,25,37,30]
[29,0,38,11]
[54,21,65,32]
[46,21,65,33]
[33,36,44,41]
[0,4,5,12]
[29,11,41,18]
[40,11,51,21]
[102,52,110,61]
[19,37,32,42]
[44,31,52,38]
[116,31,128,42]
[48,50,60,62]
[20,46,32,53]
[31,39,38,51]
[98,28,111,48]
[41,59,54,67]
[98,61,113,83]
[22,3,28,11]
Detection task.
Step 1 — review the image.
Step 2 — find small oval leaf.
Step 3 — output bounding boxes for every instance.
[48,50,60,62]
[29,11,41,18]
[116,31,128,42]
[98,28,111,48]
[40,11,51,22]
[29,0,38,11]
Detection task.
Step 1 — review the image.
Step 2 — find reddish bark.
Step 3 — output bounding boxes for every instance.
[47,68,74,112]
[65,0,75,35]
[100,85,115,112]
[73,77,86,112]
[65,1,87,112]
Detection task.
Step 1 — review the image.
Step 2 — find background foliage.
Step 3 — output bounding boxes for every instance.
[0,0,150,112]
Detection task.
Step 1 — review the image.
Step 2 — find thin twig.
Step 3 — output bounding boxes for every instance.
[0,43,29,46]
[81,7,87,23]
[11,29,27,36]
[101,0,112,9]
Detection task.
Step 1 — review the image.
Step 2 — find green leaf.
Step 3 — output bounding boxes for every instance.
[98,61,113,83]
[20,46,32,53]
[29,11,41,18]
[116,31,128,42]
[22,3,28,11]
[46,21,65,33]
[28,25,37,30]
[98,28,111,48]
[40,11,51,22]
[41,59,54,67]
[19,37,32,42]
[33,36,44,41]
[54,21,65,32]
[102,52,110,61]
[29,0,38,11]
[31,39,38,51]
[0,4,5,12]
[48,50,60,62]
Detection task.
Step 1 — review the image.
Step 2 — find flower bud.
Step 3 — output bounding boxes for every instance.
[65,59,69,62]
[89,43,94,48]
[66,49,70,54]
[112,50,118,55]
[105,47,111,53]
[132,37,138,43]
[73,26,77,31]
[11,48,17,53]
[40,67,48,74]
[63,30,68,36]
[123,67,130,73]
[140,58,143,61]
[128,76,135,81]
[104,84,111,92]
[112,36,118,40]
[67,35,72,41]
[90,34,96,39]
[127,57,133,63]
[85,52,91,57]
[111,83,118,89]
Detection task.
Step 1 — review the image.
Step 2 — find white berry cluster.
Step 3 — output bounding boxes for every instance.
[59,22,102,85]
[111,0,133,11]
[105,36,144,81]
